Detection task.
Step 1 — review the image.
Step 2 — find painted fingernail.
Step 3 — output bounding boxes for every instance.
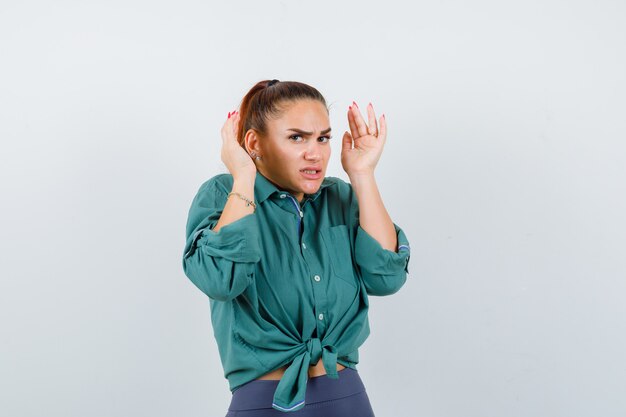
[353,101,358,107]
[349,105,352,110]
[228,112,231,118]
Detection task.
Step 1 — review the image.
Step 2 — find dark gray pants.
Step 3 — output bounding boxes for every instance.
[225,368,376,416]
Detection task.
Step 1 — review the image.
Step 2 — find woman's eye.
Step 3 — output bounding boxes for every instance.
[289,135,332,142]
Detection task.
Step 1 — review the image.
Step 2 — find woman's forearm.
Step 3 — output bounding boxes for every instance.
[348,172,398,251]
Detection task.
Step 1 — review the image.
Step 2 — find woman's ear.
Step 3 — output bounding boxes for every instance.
[244,129,261,155]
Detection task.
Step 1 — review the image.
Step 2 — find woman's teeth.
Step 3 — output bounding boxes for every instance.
[303,170,317,174]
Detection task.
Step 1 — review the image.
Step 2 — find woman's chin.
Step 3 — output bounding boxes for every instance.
[300,178,323,192]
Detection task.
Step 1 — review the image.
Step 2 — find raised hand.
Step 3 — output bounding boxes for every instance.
[220,111,257,181]
[340,101,387,177]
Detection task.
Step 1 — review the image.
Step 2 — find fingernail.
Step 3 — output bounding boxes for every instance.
[353,101,358,107]
[349,105,352,110]
[369,102,373,107]
[228,112,231,118]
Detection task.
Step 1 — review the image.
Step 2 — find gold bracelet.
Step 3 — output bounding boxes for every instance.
[227,192,257,210]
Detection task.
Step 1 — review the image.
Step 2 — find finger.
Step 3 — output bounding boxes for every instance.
[350,102,369,137]
[347,107,359,140]
[232,112,239,138]
[379,113,387,141]
[366,103,378,136]
[222,111,237,142]
[342,130,353,152]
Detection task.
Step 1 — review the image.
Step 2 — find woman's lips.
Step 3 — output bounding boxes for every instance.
[300,169,322,179]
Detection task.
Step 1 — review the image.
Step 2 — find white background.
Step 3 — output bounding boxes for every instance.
[1,1,625,416]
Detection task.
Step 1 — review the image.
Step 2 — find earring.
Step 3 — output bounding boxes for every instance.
[250,151,262,160]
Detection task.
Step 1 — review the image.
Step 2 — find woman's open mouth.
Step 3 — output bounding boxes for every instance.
[300,169,322,179]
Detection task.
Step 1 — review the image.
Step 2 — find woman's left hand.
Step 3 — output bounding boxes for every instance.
[341,101,387,177]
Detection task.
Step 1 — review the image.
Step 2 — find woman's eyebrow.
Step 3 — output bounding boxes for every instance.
[286,127,332,135]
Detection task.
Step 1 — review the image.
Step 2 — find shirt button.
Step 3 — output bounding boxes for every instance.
[314,275,321,282]
[302,242,306,249]
[318,313,324,320]
[280,194,286,198]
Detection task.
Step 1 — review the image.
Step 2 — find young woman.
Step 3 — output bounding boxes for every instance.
[182,79,411,416]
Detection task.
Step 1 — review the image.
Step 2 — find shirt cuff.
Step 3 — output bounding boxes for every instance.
[193,213,261,263]
[354,222,411,274]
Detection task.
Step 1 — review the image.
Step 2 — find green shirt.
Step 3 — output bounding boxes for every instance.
[182,170,411,413]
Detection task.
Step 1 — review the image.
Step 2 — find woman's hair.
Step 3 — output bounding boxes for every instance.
[236,79,328,147]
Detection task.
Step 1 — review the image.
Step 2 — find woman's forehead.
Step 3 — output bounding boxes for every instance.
[270,101,330,132]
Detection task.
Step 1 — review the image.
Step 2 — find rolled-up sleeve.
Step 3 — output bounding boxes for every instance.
[182,178,261,302]
[354,222,411,296]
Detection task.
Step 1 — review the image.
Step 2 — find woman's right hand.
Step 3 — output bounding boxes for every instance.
[220,111,257,180]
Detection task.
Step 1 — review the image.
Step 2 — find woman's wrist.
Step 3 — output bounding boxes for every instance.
[348,171,376,197]
[231,176,256,209]
[233,172,256,185]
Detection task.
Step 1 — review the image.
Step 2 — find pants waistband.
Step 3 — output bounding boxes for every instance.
[229,367,365,411]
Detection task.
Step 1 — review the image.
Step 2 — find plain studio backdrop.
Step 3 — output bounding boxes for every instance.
[1,1,625,416]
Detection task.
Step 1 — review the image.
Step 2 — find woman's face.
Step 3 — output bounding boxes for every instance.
[255,99,332,203]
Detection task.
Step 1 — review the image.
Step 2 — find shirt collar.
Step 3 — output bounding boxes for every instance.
[254,170,336,205]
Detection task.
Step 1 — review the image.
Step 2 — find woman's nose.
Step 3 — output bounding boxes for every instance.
[305,141,323,160]
[305,150,321,161]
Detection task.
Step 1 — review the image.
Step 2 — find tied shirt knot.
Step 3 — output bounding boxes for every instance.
[271,337,339,412]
